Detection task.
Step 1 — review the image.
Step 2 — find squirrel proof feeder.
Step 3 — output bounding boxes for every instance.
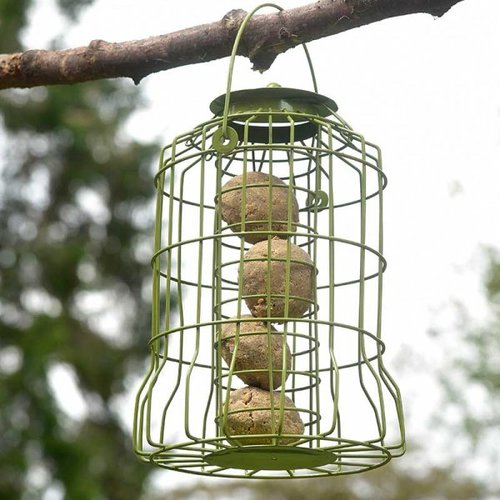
[133,4,405,479]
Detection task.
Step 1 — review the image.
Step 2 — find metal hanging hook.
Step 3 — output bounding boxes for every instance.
[214,3,318,145]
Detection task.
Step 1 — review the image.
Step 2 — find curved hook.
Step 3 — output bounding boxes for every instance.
[221,3,319,138]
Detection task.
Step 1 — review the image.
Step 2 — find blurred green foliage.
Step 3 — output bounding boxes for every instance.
[0,1,159,498]
[153,463,486,500]
[437,248,500,456]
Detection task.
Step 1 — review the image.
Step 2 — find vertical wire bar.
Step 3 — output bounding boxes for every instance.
[133,147,167,454]
[265,123,276,398]
[159,138,187,443]
[311,122,322,446]
[374,143,387,446]
[220,118,248,438]
[358,141,367,330]
[372,143,406,453]
[204,126,220,448]
[184,135,207,441]
[265,114,278,443]
[355,136,385,442]
[326,123,340,437]
[152,149,166,355]
[277,116,296,441]
[147,138,180,447]
[287,141,298,413]
[214,147,225,439]
[164,140,178,337]
[355,143,388,445]
[285,143,297,422]
[375,144,384,347]
[303,136,314,447]
[134,353,155,453]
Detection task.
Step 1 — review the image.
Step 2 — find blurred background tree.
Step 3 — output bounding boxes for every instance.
[0,1,160,498]
[1,1,500,499]
[150,465,486,500]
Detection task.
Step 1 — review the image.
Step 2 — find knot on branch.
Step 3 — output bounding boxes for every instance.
[279,27,291,39]
[222,9,247,31]
[249,23,301,73]
[88,39,110,51]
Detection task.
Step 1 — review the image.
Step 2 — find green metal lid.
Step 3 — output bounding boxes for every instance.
[210,87,338,144]
[210,87,338,121]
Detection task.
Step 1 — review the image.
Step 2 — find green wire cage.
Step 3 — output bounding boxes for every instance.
[133,4,405,479]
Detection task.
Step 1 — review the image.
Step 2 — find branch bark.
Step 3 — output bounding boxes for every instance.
[0,0,465,90]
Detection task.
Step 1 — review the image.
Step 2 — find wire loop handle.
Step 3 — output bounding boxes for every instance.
[220,3,319,138]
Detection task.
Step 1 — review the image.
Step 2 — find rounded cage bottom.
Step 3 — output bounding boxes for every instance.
[205,446,337,470]
[145,439,394,478]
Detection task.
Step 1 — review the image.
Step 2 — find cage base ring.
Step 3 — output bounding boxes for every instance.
[205,446,338,471]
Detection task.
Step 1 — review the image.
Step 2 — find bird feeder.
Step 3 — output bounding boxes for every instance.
[133,4,405,479]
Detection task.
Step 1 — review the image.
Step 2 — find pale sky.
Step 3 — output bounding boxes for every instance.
[22,0,500,492]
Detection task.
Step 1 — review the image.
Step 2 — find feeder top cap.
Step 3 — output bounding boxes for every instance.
[209,87,338,119]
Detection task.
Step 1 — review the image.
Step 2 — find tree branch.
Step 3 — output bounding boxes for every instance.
[0,0,465,90]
